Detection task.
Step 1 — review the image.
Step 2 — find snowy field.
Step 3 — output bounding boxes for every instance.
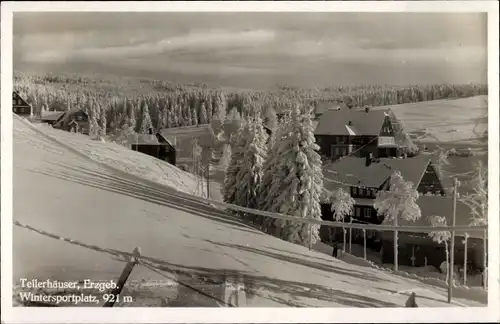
[373,95,488,144]
[12,116,487,307]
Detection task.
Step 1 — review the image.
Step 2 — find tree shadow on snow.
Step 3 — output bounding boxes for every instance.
[13,223,400,308]
[201,239,399,285]
[30,162,263,237]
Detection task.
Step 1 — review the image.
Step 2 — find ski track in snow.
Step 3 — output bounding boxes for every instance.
[12,116,487,307]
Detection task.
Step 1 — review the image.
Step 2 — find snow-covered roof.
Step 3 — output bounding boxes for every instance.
[396,195,483,239]
[158,124,217,148]
[315,108,391,136]
[128,134,160,145]
[41,111,65,121]
[322,155,432,190]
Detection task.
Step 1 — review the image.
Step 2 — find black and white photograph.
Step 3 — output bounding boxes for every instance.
[1,1,499,323]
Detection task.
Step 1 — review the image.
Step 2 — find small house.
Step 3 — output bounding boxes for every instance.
[129,130,176,166]
[53,109,89,135]
[41,111,66,126]
[158,125,217,162]
[12,92,32,117]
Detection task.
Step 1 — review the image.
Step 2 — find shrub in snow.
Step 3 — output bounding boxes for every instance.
[374,171,421,271]
[428,215,451,282]
[330,188,355,252]
[259,105,324,247]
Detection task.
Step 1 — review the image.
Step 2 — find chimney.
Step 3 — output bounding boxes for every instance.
[365,153,373,167]
[148,128,153,135]
[348,121,353,126]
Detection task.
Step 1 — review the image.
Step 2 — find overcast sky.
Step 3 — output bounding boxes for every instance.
[13,12,488,89]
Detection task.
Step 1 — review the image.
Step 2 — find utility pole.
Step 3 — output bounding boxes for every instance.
[448,177,458,303]
[206,154,210,200]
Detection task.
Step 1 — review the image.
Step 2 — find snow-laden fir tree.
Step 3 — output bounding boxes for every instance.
[233,114,269,214]
[263,105,278,134]
[218,143,232,172]
[88,99,100,138]
[199,102,208,125]
[206,99,214,123]
[428,215,452,282]
[460,160,488,286]
[192,106,198,126]
[222,119,248,204]
[127,99,137,132]
[260,105,324,247]
[99,106,107,138]
[258,112,292,229]
[139,102,153,134]
[374,171,421,271]
[330,187,355,251]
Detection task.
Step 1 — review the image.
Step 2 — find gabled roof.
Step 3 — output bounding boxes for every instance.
[13,91,31,107]
[323,155,432,190]
[314,101,341,116]
[41,111,65,121]
[398,195,483,239]
[315,108,391,136]
[128,134,161,145]
[158,124,216,147]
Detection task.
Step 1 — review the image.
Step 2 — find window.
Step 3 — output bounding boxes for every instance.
[364,208,372,218]
[338,136,346,144]
[355,207,361,217]
[352,187,358,196]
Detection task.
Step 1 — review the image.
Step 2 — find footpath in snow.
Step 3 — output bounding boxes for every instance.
[12,116,487,307]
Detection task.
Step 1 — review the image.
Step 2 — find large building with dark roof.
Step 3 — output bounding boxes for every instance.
[314,106,399,160]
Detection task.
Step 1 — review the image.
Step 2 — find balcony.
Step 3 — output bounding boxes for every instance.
[377,136,396,147]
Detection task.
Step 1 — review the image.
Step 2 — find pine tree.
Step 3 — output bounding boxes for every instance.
[206,99,214,123]
[99,106,107,137]
[199,102,208,124]
[218,143,232,172]
[89,99,100,138]
[260,105,324,247]
[139,102,153,134]
[128,99,137,132]
[192,106,198,126]
[233,115,269,213]
[222,120,248,204]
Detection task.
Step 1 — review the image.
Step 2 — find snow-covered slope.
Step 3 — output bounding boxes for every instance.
[13,116,486,307]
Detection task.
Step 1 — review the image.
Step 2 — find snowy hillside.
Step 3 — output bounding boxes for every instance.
[13,116,486,307]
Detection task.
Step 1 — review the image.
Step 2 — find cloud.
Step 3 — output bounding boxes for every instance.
[21,29,277,64]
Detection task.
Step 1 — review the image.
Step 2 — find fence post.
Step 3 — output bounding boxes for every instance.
[448,178,458,303]
[363,229,367,260]
[103,247,141,307]
[463,234,468,286]
[394,211,398,272]
[349,220,353,254]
